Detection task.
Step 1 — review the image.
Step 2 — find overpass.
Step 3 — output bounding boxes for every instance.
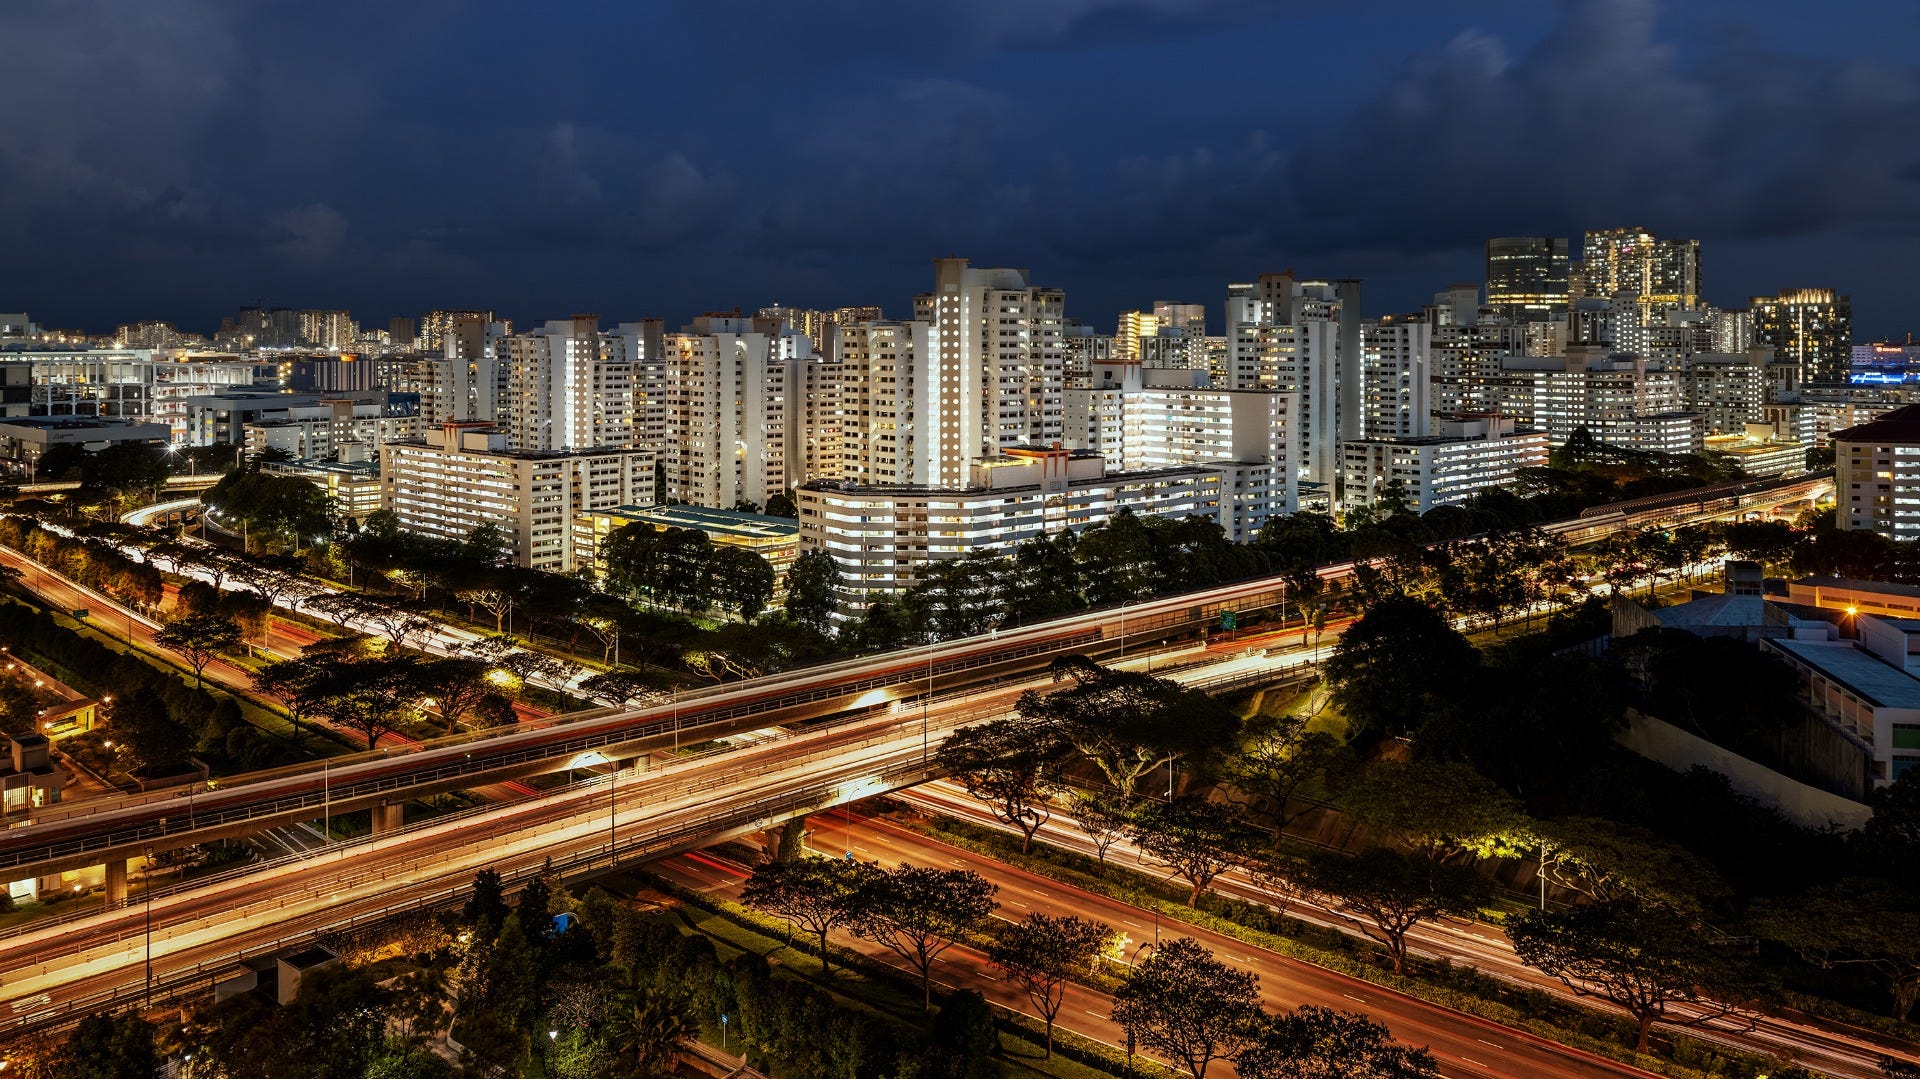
[0,651,1296,1040]
[0,470,1832,890]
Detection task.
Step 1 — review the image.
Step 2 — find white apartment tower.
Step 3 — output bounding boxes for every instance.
[911,259,1066,488]
[503,316,638,452]
[832,320,936,486]
[1223,274,1360,488]
[663,314,810,509]
[1361,314,1432,439]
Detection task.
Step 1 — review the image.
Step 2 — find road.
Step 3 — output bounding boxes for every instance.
[896,784,1915,1079]
[655,831,1658,1079]
[0,697,989,1034]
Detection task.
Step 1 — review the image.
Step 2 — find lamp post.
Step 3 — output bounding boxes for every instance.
[922,635,934,764]
[143,845,154,1009]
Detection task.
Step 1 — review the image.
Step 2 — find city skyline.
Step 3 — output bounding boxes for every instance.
[4,0,1918,336]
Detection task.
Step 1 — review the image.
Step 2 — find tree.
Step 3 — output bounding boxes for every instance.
[1509,897,1747,1052]
[850,865,997,1010]
[1226,713,1347,835]
[1128,796,1263,906]
[412,656,494,732]
[53,1013,156,1079]
[1752,878,1920,1021]
[1071,790,1133,867]
[989,913,1114,1058]
[936,719,1064,853]
[784,549,841,633]
[465,868,509,940]
[710,545,776,621]
[1237,1006,1439,1079]
[1299,848,1490,976]
[603,983,689,1072]
[1110,937,1261,1079]
[1021,656,1240,795]
[1323,596,1478,746]
[1336,759,1529,864]
[307,652,422,749]
[740,857,874,977]
[155,611,241,688]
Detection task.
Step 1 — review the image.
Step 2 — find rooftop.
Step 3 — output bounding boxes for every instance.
[0,417,160,432]
[1796,577,1920,601]
[1769,638,1920,710]
[1834,403,1920,444]
[598,504,798,541]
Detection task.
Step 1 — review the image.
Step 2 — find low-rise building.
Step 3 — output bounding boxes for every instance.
[1702,423,1807,478]
[381,422,654,572]
[1766,614,1920,785]
[0,417,172,477]
[573,504,800,592]
[1340,414,1548,513]
[263,453,383,525]
[797,446,1225,609]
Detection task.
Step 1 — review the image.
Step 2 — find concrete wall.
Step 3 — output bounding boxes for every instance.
[1619,712,1872,830]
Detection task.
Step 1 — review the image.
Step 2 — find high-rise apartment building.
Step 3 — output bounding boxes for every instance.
[910,259,1065,488]
[1485,237,1570,323]
[418,310,499,354]
[299,310,357,350]
[1753,288,1853,385]
[1361,313,1432,439]
[1578,228,1702,317]
[830,320,934,486]
[758,304,885,354]
[502,316,638,453]
[1526,345,1700,452]
[661,314,811,509]
[1224,275,1356,487]
[1836,405,1920,541]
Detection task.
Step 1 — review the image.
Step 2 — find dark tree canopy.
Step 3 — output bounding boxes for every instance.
[1323,596,1478,746]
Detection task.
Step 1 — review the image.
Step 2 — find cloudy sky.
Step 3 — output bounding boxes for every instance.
[6,0,1919,337]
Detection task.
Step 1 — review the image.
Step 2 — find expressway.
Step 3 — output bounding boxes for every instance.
[893,784,1914,1079]
[658,836,1656,1079]
[0,681,1029,1036]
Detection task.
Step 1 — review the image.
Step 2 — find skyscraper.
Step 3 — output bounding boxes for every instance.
[1484,237,1570,323]
[1578,227,1702,316]
[911,258,1065,488]
[501,315,638,452]
[1753,288,1854,385]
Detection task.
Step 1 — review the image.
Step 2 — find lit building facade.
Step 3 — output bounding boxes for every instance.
[381,422,653,572]
[796,446,1227,609]
[1753,288,1853,386]
[1340,415,1548,513]
[1835,404,1920,541]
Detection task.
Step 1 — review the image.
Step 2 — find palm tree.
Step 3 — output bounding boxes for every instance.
[602,985,688,1073]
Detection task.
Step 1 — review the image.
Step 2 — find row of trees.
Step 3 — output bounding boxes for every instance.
[0,515,162,608]
[740,855,1437,1077]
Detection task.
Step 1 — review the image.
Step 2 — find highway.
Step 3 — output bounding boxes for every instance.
[0,693,995,1036]
[894,785,1913,1079]
[657,832,1656,1079]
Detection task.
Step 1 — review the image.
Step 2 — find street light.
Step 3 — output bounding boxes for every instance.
[143,845,154,1009]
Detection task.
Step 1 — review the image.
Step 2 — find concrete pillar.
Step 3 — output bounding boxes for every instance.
[372,802,403,834]
[104,859,128,908]
[762,816,806,863]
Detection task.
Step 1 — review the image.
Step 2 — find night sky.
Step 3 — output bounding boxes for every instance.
[7,0,1919,338]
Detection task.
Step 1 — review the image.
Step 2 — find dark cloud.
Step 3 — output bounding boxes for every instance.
[2,0,1917,335]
